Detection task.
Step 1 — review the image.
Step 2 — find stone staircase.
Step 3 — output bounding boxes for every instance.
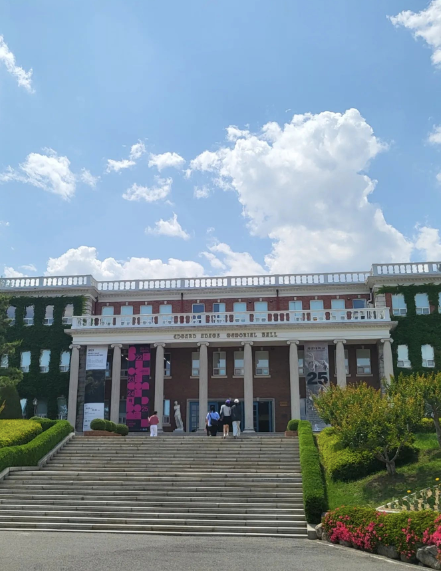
[0,435,307,537]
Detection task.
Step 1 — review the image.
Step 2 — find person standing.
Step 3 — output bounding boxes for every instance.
[148,411,159,437]
[231,399,241,439]
[206,405,220,437]
[219,399,232,439]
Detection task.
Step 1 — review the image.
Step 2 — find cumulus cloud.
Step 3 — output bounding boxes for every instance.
[106,159,136,173]
[0,220,9,227]
[45,246,205,280]
[226,126,250,142]
[148,152,186,171]
[3,266,26,278]
[190,108,413,273]
[146,213,190,240]
[201,242,266,276]
[194,185,211,199]
[389,0,441,67]
[0,35,34,93]
[20,264,37,272]
[122,177,172,202]
[80,168,99,188]
[0,149,77,200]
[429,125,441,145]
[415,226,441,259]
[129,141,146,160]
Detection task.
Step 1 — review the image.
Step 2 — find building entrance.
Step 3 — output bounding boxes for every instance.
[188,400,274,433]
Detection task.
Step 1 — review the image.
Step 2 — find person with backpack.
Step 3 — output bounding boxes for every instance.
[219,399,232,439]
[231,399,241,439]
[206,405,220,437]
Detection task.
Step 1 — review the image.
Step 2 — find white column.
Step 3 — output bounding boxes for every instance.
[154,343,165,431]
[334,339,347,388]
[67,344,81,429]
[110,344,122,424]
[198,342,209,431]
[288,341,300,419]
[243,341,255,433]
[381,338,394,385]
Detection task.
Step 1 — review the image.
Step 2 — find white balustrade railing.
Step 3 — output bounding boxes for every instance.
[0,275,96,289]
[71,308,390,329]
[372,262,441,276]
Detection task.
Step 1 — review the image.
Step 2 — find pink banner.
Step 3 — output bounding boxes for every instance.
[126,345,150,431]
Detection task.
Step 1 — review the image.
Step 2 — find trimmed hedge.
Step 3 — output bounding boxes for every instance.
[106,421,117,433]
[90,418,107,431]
[0,420,42,448]
[298,420,327,524]
[89,418,128,435]
[29,417,59,431]
[0,420,73,473]
[318,427,419,481]
[287,419,299,431]
[116,424,129,436]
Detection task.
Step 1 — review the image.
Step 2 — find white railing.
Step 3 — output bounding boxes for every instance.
[71,308,390,329]
[0,275,96,289]
[372,262,441,276]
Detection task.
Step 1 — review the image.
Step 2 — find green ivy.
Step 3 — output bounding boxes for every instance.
[379,285,441,377]
[5,296,84,419]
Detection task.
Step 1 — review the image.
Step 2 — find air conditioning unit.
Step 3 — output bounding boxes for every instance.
[44,318,54,325]
[23,318,33,326]
[192,368,200,376]
[357,366,371,374]
[397,360,411,368]
[423,360,435,367]
[40,366,49,373]
[213,368,225,376]
[234,368,244,376]
[60,365,69,372]
[62,317,72,325]
[393,308,407,316]
[417,308,430,315]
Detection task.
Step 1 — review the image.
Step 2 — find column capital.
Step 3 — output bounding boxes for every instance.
[111,343,123,349]
[69,344,81,350]
[154,342,166,348]
[287,340,299,345]
[197,342,209,347]
[380,338,393,344]
[241,341,254,346]
[333,339,347,344]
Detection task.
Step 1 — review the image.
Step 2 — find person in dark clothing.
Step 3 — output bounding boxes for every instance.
[231,399,241,439]
[206,404,220,436]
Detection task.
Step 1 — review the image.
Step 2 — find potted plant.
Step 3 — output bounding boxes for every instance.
[285,419,299,437]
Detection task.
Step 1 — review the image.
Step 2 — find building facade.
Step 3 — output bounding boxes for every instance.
[1,261,441,432]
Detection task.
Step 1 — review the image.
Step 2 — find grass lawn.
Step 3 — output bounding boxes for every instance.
[326,433,441,510]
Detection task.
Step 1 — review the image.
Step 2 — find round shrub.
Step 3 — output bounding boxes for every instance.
[90,418,107,431]
[116,423,129,436]
[106,420,117,433]
[417,418,436,433]
[287,419,299,431]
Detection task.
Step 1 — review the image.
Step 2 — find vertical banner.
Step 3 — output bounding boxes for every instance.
[126,345,150,432]
[83,345,108,431]
[304,342,329,429]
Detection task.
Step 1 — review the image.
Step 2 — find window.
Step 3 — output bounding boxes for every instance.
[254,301,268,323]
[40,350,51,373]
[392,294,407,316]
[192,352,200,376]
[192,303,205,324]
[159,304,172,325]
[101,306,114,325]
[234,351,244,376]
[120,305,133,326]
[415,293,430,315]
[213,351,226,376]
[213,303,225,312]
[24,306,34,326]
[289,301,303,322]
[121,305,133,315]
[422,344,435,368]
[352,299,367,309]
[20,351,31,373]
[356,349,371,374]
[140,305,153,325]
[7,306,15,326]
[163,399,171,425]
[212,302,226,323]
[331,299,345,321]
[397,345,411,368]
[35,399,48,418]
[62,304,74,325]
[60,351,70,372]
[310,300,324,321]
[0,355,8,368]
[255,351,269,376]
[57,396,67,420]
[298,350,304,376]
[44,305,54,326]
[164,352,171,377]
[335,349,349,375]
[233,302,248,323]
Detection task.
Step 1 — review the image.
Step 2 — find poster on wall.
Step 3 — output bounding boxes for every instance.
[83,345,108,431]
[304,342,329,430]
[126,345,151,432]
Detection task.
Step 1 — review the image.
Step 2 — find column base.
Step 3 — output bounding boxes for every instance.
[243,428,256,433]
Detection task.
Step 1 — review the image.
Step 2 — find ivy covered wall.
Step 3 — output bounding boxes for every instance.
[6,295,84,419]
[379,284,441,377]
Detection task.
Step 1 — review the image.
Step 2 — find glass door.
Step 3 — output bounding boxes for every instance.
[253,400,274,432]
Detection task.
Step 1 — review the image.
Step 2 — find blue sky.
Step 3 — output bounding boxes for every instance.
[1,0,441,280]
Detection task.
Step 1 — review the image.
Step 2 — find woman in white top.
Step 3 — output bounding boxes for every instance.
[219,399,232,439]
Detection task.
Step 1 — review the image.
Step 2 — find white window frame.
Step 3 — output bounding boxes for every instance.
[213,351,226,376]
[0,355,8,368]
[191,352,200,377]
[120,305,134,326]
[422,344,435,368]
[212,302,226,324]
[164,352,171,377]
[192,303,205,324]
[140,305,153,325]
[397,345,411,369]
[415,293,430,315]
[356,349,371,375]
[160,304,173,325]
[233,302,248,323]
[254,301,268,323]
[234,350,244,376]
[40,350,50,373]
[20,351,31,373]
[44,305,54,326]
[331,299,345,321]
[310,300,324,321]
[392,294,407,316]
[62,304,74,325]
[101,306,114,326]
[163,399,171,425]
[24,305,34,326]
[289,301,303,322]
[255,350,269,376]
[60,351,70,373]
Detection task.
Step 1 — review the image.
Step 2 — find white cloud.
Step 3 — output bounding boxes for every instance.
[106,159,136,173]
[202,242,266,276]
[194,185,211,199]
[129,141,146,160]
[20,263,37,272]
[3,266,26,278]
[190,108,414,273]
[415,226,441,259]
[429,125,441,145]
[45,246,204,280]
[389,0,441,67]
[0,220,10,227]
[146,213,190,240]
[0,35,34,93]
[437,172,441,184]
[80,168,99,188]
[0,149,76,200]
[148,152,186,171]
[226,125,250,142]
[122,177,172,202]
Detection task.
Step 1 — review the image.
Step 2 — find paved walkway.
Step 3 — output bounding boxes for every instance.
[0,532,416,571]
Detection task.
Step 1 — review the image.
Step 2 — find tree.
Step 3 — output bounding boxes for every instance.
[314,383,421,476]
[0,294,23,411]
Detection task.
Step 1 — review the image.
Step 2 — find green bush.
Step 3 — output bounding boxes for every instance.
[298,420,327,524]
[0,420,73,473]
[416,418,436,433]
[287,419,299,431]
[29,417,58,431]
[0,420,42,448]
[0,385,23,419]
[90,418,107,431]
[318,427,419,481]
[116,424,129,436]
[106,421,117,433]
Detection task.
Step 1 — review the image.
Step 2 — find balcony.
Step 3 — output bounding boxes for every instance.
[71,308,391,329]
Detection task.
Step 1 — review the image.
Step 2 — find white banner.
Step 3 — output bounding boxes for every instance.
[83,403,105,431]
[304,342,329,430]
[86,346,108,370]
